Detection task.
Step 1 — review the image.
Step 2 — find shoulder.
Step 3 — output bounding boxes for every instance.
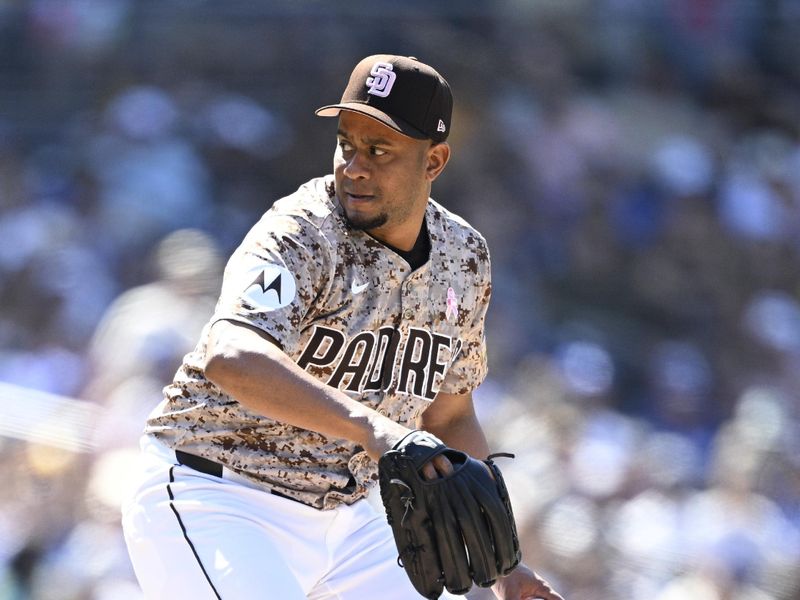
[426,199,490,265]
[266,176,338,229]
[245,176,341,246]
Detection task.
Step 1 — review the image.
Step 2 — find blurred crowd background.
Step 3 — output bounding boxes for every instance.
[1,1,800,599]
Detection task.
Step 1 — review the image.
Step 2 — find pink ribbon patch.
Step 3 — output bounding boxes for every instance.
[446,287,459,322]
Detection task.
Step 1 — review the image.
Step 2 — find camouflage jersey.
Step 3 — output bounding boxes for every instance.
[146,176,491,510]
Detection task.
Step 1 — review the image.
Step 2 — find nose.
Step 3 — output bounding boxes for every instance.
[342,151,370,180]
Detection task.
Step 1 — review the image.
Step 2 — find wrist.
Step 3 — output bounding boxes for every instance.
[362,413,412,460]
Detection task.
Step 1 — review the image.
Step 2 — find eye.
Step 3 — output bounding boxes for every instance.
[338,140,354,153]
[370,146,387,156]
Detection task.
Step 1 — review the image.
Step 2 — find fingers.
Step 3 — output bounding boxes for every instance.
[519,589,565,600]
[526,590,565,600]
[530,577,565,600]
[421,454,454,480]
[495,564,565,600]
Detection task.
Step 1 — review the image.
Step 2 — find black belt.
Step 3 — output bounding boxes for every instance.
[174,449,300,504]
[175,449,224,477]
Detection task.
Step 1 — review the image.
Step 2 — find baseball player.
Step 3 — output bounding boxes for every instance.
[121,54,564,600]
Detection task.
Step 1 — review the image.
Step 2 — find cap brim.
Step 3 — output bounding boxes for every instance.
[315,103,428,140]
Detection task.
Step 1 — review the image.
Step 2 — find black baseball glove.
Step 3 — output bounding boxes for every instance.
[378,430,521,599]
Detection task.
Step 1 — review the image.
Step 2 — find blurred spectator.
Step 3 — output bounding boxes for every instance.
[85,228,221,385]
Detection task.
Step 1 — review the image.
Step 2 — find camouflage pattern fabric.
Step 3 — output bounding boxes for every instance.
[146,175,491,509]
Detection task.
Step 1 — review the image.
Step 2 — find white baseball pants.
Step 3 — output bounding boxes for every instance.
[121,434,458,600]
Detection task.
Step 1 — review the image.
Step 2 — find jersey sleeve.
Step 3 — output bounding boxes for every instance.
[210,211,332,351]
[437,241,492,395]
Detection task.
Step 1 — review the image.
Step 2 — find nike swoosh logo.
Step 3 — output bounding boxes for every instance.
[351,280,369,295]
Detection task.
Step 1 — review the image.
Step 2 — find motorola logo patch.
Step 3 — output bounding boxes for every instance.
[241,263,296,311]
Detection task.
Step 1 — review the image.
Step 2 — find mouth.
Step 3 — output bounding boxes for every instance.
[343,191,375,203]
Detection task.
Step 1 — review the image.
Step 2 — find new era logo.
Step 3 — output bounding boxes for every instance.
[366,62,396,97]
[437,119,446,133]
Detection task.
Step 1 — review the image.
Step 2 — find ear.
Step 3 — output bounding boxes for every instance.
[425,142,451,182]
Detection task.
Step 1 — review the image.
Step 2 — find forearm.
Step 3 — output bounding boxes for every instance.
[204,320,408,459]
[418,399,491,459]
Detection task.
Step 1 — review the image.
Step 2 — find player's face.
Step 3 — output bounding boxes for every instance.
[334,111,449,250]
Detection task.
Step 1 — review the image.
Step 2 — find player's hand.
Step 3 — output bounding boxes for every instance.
[420,453,454,480]
[377,428,454,480]
[420,451,501,481]
[491,563,564,600]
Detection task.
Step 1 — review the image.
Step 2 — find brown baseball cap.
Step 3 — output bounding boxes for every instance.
[315,54,452,143]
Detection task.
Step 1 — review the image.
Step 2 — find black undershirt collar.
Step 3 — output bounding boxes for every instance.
[378,220,430,270]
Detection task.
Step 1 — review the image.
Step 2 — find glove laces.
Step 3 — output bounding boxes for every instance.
[389,478,415,526]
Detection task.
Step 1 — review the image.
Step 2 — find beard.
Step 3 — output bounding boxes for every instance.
[342,208,388,231]
[332,181,392,231]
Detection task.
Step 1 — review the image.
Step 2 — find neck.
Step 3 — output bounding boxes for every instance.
[367,218,423,251]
